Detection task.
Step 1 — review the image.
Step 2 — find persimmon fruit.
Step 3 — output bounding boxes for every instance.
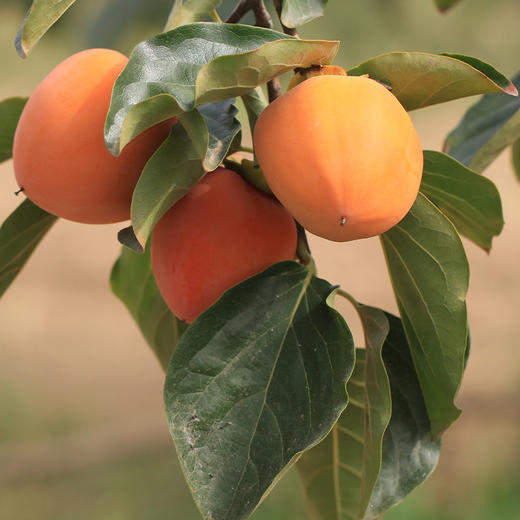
[13,48,170,224]
[253,75,423,242]
[151,168,298,323]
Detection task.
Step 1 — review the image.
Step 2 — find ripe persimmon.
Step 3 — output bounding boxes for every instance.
[253,75,423,242]
[13,48,170,224]
[151,168,298,323]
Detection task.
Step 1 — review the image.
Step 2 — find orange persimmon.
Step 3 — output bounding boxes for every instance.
[151,168,298,323]
[253,75,423,242]
[13,48,170,224]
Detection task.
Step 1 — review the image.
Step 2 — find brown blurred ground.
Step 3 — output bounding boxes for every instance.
[1,1,520,517]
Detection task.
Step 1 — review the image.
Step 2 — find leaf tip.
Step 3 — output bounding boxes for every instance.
[14,30,27,59]
[117,226,144,253]
[505,82,519,97]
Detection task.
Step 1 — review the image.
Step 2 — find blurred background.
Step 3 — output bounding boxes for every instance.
[1,0,519,519]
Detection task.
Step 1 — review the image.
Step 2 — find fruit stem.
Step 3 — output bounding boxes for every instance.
[267,79,281,102]
[296,224,313,267]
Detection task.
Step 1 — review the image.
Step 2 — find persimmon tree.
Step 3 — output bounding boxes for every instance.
[1,1,518,519]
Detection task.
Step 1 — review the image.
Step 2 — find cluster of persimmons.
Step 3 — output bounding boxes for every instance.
[13,48,422,323]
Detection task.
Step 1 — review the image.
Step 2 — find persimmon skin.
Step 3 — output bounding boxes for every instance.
[253,75,423,242]
[151,168,298,323]
[13,48,170,224]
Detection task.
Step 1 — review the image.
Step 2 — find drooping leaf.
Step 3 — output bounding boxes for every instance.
[512,139,520,181]
[15,0,77,58]
[380,193,469,438]
[348,53,516,111]
[281,0,328,28]
[433,0,463,12]
[237,87,272,192]
[241,87,268,136]
[165,0,222,30]
[298,303,391,520]
[0,199,57,298]
[444,71,520,172]
[131,99,240,245]
[420,150,503,251]
[297,349,368,520]
[164,261,355,520]
[110,241,188,371]
[104,23,338,154]
[0,97,27,163]
[367,312,441,518]
[298,307,441,520]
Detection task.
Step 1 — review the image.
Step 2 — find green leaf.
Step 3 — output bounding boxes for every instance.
[104,23,338,154]
[444,72,520,173]
[380,193,469,438]
[241,87,268,137]
[368,312,441,517]
[165,0,222,30]
[281,0,328,28]
[0,97,27,163]
[0,199,57,298]
[348,53,517,111]
[420,150,504,251]
[164,261,355,520]
[297,303,391,520]
[298,308,441,520]
[131,99,240,245]
[433,0,463,12]
[298,307,443,520]
[110,241,188,371]
[297,349,369,520]
[512,139,520,181]
[15,0,77,58]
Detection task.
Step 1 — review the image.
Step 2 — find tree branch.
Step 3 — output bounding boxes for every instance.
[227,1,280,101]
[226,0,273,28]
[273,0,299,37]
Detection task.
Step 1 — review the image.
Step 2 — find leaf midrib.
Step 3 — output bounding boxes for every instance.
[225,265,313,518]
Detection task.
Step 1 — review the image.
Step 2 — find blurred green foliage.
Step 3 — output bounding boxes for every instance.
[1,1,519,519]
[1,443,518,520]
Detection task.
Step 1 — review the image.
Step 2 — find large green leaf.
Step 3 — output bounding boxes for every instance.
[165,0,221,30]
[15,0,77,58]
[420,150,503,251]
[131,99,240,246]
[348,53,516,111]
[110,241,188,371]
[0,199,57,298]
[0,97,27,163]
[444,72,520,172]
[433,0,463,12]
[512,139,520,181]
[297,303,391,520]
[380,193,469,438]
[164,261,354,520]
[368,312,441,517]
[104,23,338,154]
[281,0,328,28]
